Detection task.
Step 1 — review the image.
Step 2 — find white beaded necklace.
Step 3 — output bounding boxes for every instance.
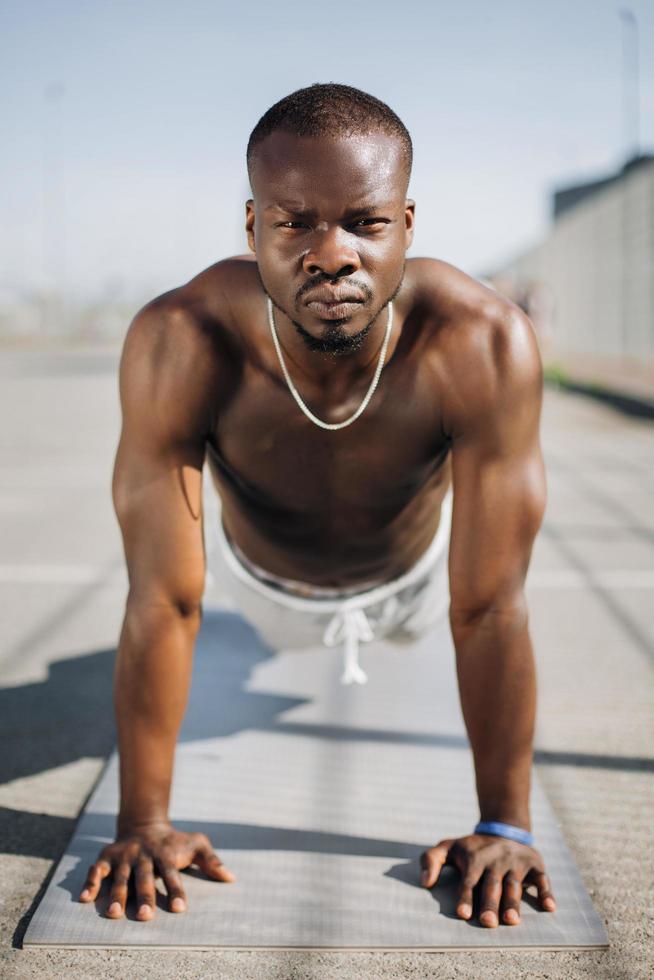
[267,296,394,431]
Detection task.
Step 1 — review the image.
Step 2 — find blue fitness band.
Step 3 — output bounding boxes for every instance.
[474,820,534,847]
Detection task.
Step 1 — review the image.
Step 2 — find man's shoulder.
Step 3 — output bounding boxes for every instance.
[124,255,258,372]
[132,254,257,336]
[119,256,258,433]
[184,254,260,317]
[406,258,542,434]
[408,256,511,328]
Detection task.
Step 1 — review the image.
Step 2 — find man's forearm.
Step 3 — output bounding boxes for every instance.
[450,600,536,830]
[114,598,200,835]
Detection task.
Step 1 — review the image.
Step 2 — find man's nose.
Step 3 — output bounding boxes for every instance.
[302,227,361,278]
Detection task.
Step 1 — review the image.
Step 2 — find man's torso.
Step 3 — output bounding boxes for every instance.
[142,256,507,589]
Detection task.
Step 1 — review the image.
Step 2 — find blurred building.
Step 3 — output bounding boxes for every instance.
[489,154,654,402]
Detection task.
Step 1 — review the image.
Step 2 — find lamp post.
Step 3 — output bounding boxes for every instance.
[619,8,640,162]
[617,10,640,362]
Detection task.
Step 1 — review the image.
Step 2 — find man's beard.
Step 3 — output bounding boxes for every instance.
[290,314,376,356]
[263,267,405,359]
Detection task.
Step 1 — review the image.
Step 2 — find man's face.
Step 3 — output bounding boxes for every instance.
[246,130,414,354]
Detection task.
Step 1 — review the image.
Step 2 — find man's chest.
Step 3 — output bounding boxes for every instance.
[209,355,451,524]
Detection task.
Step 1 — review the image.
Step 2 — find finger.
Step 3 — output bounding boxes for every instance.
[193,842,236,883]
[526,869,556,912]
[420,840,454,888]
[159,863,188,913]
[79,859,112,902]
[457,861,484,920]
[106,861,132,918]
[500,872,524,925]
[134,856,157,921]
[478,869,503,928]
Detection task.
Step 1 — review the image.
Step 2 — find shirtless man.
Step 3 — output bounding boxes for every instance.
[78,83,556,930]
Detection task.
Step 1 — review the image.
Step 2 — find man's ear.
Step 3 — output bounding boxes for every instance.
[245,199,256,253]
[405,199,415,249]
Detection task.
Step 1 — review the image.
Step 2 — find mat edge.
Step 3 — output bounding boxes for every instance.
[22,941,610,952]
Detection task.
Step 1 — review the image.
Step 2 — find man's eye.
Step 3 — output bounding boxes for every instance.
[277,218,387,230]
[350,218,387,229]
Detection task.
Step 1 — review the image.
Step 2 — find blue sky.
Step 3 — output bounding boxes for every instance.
[1,0,653,304]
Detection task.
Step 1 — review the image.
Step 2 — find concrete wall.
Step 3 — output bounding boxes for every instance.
[491,160,654,390]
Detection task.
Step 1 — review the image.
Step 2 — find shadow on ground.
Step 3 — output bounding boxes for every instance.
[2,610,652,866]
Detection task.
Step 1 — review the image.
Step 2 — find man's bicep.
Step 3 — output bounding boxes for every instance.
[448,328,546,621]
[113,437,206,612]
[449,444,545,619]
[112,306,211,612]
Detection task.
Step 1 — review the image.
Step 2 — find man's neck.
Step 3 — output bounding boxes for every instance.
[271,303,395,388]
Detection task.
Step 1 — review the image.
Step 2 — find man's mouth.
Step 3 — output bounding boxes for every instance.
[303,289,366,320]
[306,300,364,320]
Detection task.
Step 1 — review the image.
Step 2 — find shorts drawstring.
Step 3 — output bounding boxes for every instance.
[323,608,375,685]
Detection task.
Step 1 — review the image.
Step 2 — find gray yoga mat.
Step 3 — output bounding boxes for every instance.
[24,610,608,950]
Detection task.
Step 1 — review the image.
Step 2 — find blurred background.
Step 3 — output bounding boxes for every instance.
[1,0,652,400]
[1,5,653,976]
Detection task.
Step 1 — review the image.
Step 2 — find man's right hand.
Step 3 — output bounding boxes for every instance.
[78,821,236,920]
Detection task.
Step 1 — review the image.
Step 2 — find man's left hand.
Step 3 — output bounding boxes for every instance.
[420,834,556,927]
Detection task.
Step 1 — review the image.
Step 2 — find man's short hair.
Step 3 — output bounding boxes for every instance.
[247,82,413,188]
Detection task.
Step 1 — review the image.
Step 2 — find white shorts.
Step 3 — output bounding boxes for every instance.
[203,478,453,685]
